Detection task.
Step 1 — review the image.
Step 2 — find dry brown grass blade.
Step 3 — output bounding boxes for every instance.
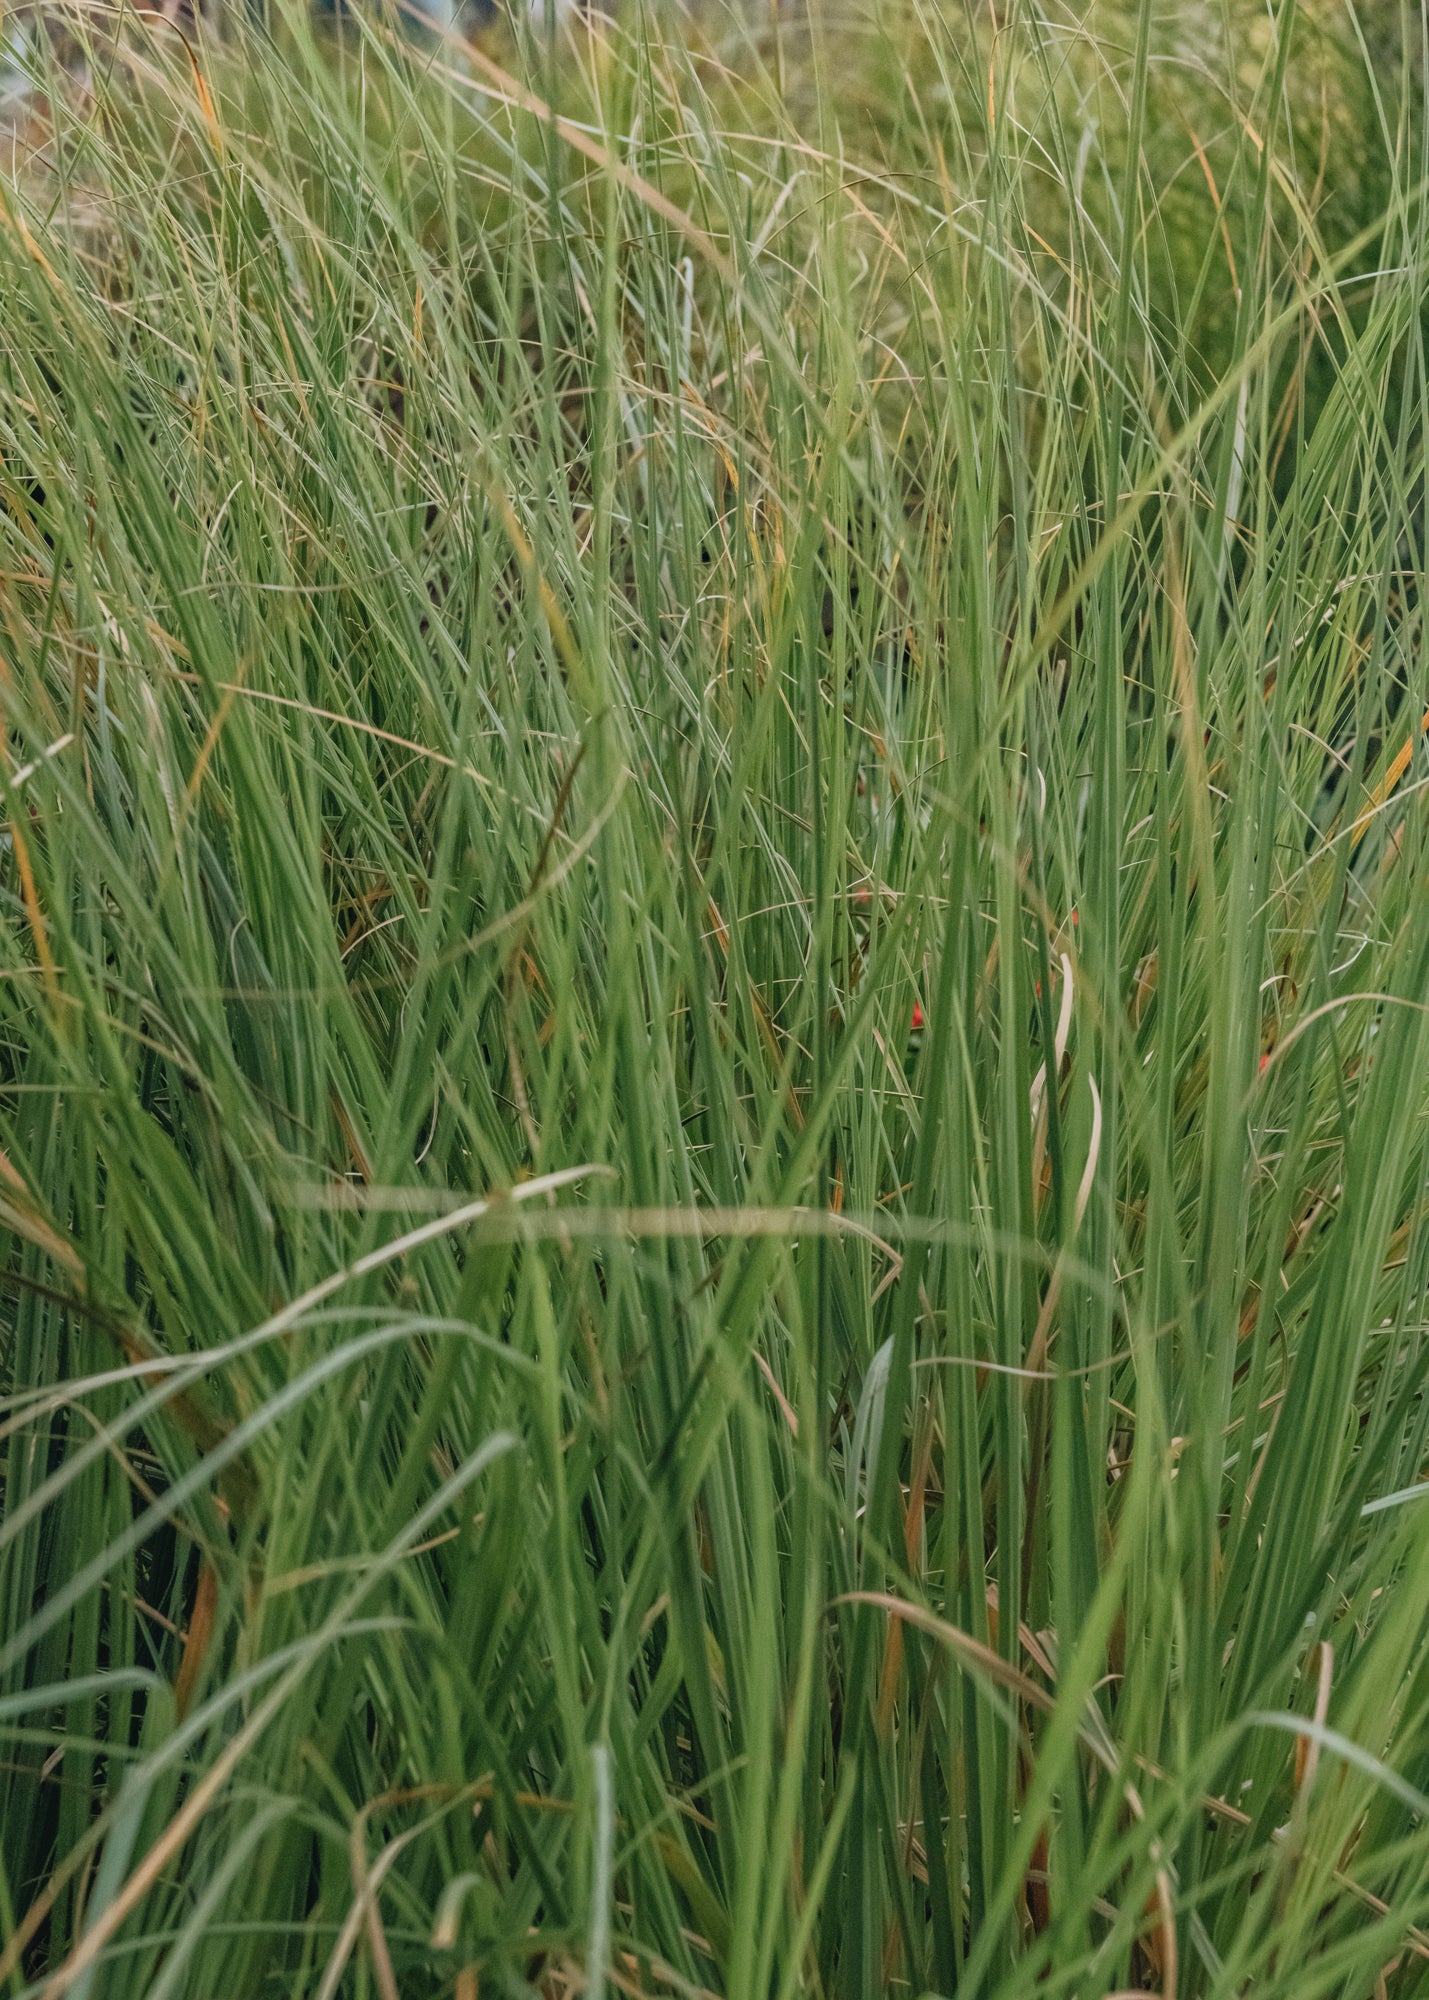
[835,1591,1061,1723]
[438,40,735,285]
[173,1562,219,1722]
[1294,1641,1335,1797]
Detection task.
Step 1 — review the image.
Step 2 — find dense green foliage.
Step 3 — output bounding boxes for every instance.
[3,2,1429,1993]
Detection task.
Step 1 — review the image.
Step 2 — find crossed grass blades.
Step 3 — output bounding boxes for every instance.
[3,0,1429,1993]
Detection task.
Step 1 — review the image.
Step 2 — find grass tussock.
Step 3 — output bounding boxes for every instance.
[3,1,1429,1994]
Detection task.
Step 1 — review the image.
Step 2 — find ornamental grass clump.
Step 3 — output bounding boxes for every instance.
[2,2,1429,1995]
